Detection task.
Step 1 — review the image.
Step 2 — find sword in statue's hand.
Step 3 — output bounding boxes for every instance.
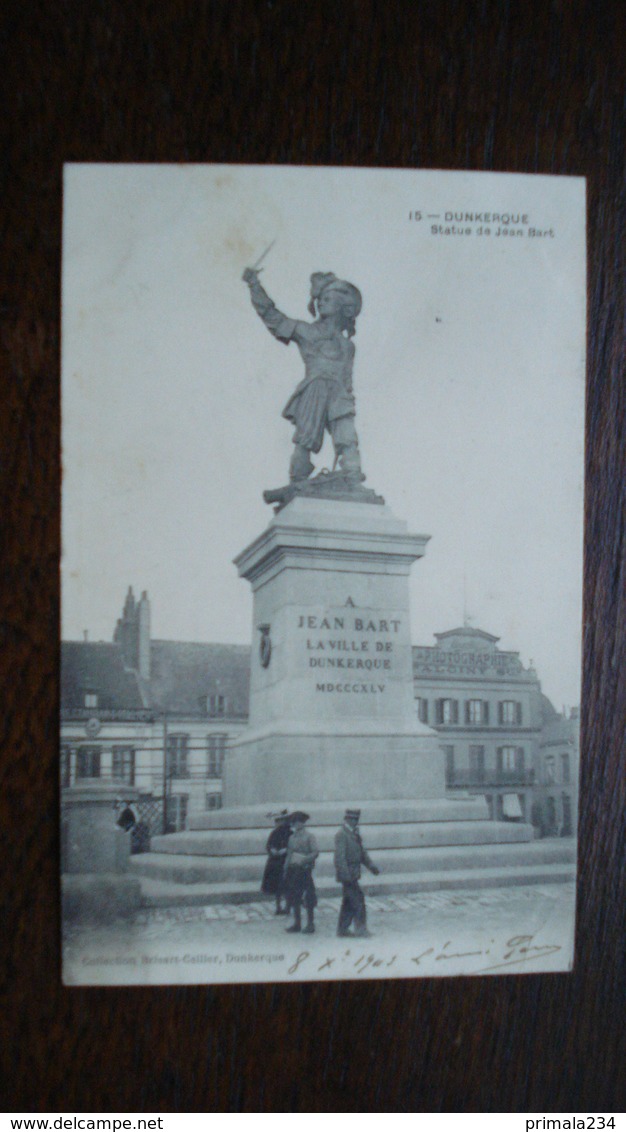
[243,239,276,283]
[252,238,276,273]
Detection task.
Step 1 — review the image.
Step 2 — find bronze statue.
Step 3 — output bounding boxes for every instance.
[243,267,365,487]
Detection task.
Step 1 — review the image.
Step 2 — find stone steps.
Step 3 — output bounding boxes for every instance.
[150,819,533,858]
[188,797,489,830]
[130,838,574,887]
[135,859,576,908]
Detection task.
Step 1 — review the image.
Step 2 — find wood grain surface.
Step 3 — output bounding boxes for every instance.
[1,0,624,1113]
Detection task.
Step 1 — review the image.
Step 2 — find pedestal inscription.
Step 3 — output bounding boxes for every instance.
[223,497,445,805]
[297,607,405,704]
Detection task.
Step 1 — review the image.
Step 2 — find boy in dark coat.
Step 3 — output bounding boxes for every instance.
[261,810,292,914]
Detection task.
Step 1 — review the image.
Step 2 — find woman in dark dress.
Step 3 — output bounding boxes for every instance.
[261,811,292,914]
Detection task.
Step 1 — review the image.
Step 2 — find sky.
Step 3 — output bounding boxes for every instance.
[61,165,586,708]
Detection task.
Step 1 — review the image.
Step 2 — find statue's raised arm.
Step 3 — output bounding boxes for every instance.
[243,266,383,510]
[242,267,299,345]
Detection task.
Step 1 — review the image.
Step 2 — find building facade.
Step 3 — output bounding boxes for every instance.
[61,592,578,840]
[61,588,249,839]
[412,626,577,830]
[534,709,580,836]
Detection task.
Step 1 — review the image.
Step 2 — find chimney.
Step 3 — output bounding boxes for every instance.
[114,585,145,673]
[123,586,136,617]
[138,590,151,680]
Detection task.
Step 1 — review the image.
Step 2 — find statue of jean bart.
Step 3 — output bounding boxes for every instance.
[243,267,368,501]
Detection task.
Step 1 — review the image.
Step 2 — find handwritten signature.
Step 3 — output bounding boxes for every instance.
[286,933,562,977]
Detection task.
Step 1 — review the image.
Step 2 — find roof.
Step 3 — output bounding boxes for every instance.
[61,642,146,711]
[434,627,500,644]
[540,693,560,725]
[541,712,579,746]
[147,641,251,717]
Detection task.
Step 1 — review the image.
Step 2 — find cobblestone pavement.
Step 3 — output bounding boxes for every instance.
[64,882,576,985]
[133,884,568,925]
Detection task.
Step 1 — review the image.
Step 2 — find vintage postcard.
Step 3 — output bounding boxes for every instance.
[61,164,585,985]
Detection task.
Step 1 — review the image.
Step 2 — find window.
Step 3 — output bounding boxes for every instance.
[443,699,457,724]
[166,794,188,832]
[60,745,71,788]
[76,746,101,778]
[499,746,516,771]
[207,733,227,778]
[415,697,429,723]
[469,746,485,781]
[205,793,222,811]
[84,692,98,709]
[443,745,455,783]
[112,746,135,785]
[208,694,227,717]
[561,752,570,783]
[545,796,557,832]
[498,746,525,773]
[466,700,489,724]
[545,755,555,783]
[499,700,522,725]
[436,698,459,724]
[167,734,189,778]
[562,793,572,836]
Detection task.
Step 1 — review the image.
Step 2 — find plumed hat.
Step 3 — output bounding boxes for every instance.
[289,811,310,823]
[308,272,362,318]
[266,808,290,822]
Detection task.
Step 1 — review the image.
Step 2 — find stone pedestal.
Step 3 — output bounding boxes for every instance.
[223,496,442,806]
[62,782,137,874]
[61,782,142,922]
[132,494,550,904]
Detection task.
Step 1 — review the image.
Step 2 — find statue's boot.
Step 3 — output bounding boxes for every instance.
[336,442,365,483]
[263,445,314,506]
[290,444,315,482]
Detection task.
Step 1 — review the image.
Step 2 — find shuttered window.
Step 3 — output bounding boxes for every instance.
[469,746,485,777]
[208,694,227,716]
[498,746,525,772]
[112,747,135,785]
[466,700,490,724]
[76,746,101,778]
[167,734,189,778]
[499,700,522,725]
[207,733,227,778]
[416,697,429,723]
[436,698,459,724]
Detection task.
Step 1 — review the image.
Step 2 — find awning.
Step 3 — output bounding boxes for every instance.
[502,793,523,818]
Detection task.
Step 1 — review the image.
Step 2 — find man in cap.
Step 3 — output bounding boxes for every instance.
[242,267,364,484]
[334,808,380,938]
[283,811,319,934]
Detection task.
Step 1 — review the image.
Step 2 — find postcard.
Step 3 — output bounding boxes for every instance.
[61,164,585,984]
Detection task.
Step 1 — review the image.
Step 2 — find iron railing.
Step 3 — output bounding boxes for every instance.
[446,768,535,788]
